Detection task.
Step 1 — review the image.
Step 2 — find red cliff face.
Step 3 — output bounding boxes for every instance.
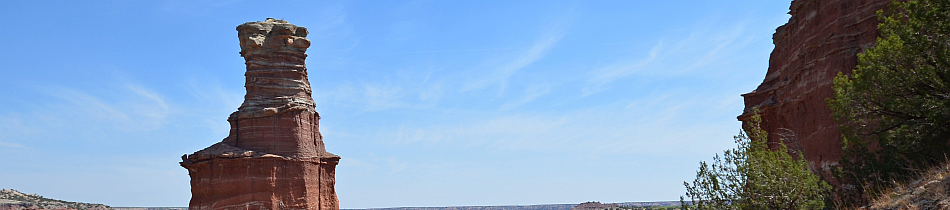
[740,0,889,176]
[181,18,340,210]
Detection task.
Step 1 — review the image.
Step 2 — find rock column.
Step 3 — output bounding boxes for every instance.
[181,18,340,210]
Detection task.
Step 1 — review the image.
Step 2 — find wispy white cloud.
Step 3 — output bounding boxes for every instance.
[0,115,39,145]
[414,66,446,103]
[185,79,243,111]
[385,158,408,174]
[500,85,552,110]
[461,34,564,93]
[0,82,176,150]
[362,83,407,112]
[52,87,131,122]
[417,82,444,102]
[674,23,747,75]
[183,78,244,136]
[394,48,520,54]
[126,85,171,129]
[583,41,663,95]
[156,0,240,17]
[314,81,417,113]
[0,140,26,149]
[460,5,576,94]
[51,86,171,132]
[379,89,738,155]
[582,21,751,96]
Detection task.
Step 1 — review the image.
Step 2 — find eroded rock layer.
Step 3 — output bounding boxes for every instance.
[182,18,340,210]
[184,156,338,210]
[740,0,888,176]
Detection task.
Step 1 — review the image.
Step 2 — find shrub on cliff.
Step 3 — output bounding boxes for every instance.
[828,0,950,204]
[682,112,830,210]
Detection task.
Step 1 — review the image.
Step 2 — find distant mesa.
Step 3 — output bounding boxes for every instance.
[567,201,682,210]
[180,18,340,210]
[569,202,619,210]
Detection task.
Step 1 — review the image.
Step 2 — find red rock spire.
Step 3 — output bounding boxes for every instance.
[181,18,340,210]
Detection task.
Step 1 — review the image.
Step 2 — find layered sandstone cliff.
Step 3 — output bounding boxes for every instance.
[181,18,340,210]
[739,0,889,175]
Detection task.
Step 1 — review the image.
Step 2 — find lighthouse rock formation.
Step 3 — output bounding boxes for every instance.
[740,0,889,175]
[181,18,340,210]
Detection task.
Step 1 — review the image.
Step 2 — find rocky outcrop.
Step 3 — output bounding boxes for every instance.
[181,18,340,210]
[739,0,889,177]
[0,189,110,210]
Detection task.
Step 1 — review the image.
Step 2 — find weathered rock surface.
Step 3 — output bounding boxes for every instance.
[739,0,889,177]
[181,18,340,210]
[0,189,110,210]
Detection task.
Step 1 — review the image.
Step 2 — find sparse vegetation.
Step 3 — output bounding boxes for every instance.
[682,111,830,210]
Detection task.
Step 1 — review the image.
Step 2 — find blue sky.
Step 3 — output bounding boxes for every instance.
[0,0,790,208]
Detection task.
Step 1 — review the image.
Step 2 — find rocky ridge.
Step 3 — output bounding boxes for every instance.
[0,189,109,210]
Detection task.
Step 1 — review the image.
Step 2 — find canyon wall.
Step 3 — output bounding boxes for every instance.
[181,18,340,210]
[739,0,889,176]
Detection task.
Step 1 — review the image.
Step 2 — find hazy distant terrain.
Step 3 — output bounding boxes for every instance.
[2,189,678,210]
[344,204,576,210]
[342,202,680,210]
[111,201,682,210]
[615,202,680,207]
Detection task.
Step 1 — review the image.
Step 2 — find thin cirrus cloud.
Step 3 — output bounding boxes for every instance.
[0,113,38,148]
[458,4,576,95]
[0,83,174,157]
[35,85,171,136]
[314,81,416,113]
[582,22,750,96]
[361,83,408,112]
[460,33,565,93]
[315,22,571,113]
[377,88,734,154]
[500,85,553,111]
[183,78,244,135]
[583,41,663,96]
[0,141,26,149]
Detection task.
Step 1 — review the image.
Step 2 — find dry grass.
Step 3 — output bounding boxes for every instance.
[851,162,950,210]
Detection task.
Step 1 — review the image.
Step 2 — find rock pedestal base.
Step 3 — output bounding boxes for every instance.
[182,155,339,210]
